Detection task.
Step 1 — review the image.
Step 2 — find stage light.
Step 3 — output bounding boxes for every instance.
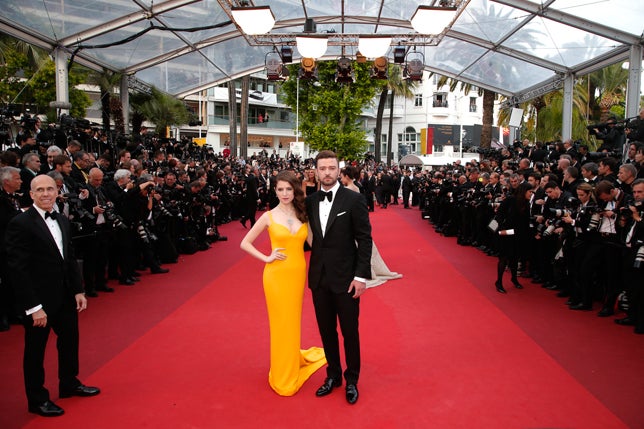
[371,57,388,80]
[281,46,293,63]
[403,51,424,81]
[393,46,406,64]
[299,57,318,80]
[410,5,458,34]
[265,52,285,81]
[296,36,328,59]
[231,6,275,35]
[358,37,391,59]
[335,57,355,84]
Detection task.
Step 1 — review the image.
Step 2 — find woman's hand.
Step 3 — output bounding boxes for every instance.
[266,248,286,263]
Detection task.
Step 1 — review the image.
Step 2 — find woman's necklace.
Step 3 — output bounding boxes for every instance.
[278,205,296,226]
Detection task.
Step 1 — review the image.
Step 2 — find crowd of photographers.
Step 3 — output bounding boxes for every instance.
[0,121,317,332]
[416,132,644,335]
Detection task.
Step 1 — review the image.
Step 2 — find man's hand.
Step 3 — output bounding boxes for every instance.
[75,293,87,312]
[32,309,47,327]
[348,280,366,299]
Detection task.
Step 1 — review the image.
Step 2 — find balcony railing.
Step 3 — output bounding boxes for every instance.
[207,115,295,129]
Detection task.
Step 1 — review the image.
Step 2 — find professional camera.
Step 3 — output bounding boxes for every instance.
[634,243,644,269]
[136,221,157,244]
[101,202,127,230]
[541,218,563,237]
[62,192,95,221]
[586,121,625,136]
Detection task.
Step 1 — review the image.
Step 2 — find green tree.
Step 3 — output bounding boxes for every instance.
[281,60,381,160]
[28,60,91,120]
[88,69,123,133]
[129,91,152,136]
[131,87,190,136]
[373,65,417,165]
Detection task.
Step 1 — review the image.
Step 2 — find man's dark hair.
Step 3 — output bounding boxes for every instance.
[598,157,618,173]
[581,162,598,176]
[544,181,560,191]
[315,150,338,166]
[595,180,615,195]
[52,154,70,168]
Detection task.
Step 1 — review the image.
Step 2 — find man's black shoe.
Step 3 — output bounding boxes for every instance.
[615,317,636,326]
[28,400,64,417]
[96,286,115,293]
[240,219,247,229]
[570,304,592,311]
[315,378,341,397]
[0,315,9,332]
[85,290,98,298]
[597,307,614,317]
[151,267,170,274]
[60,384,101,398]
[346,384,359,405]
[119,278,135,286]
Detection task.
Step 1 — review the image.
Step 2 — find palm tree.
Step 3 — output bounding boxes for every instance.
[239,76,250,159]
[132,87,190,137]
[373,65,416,165]
[0,35,48,70]
[88,69,122,133]
[589,63,628,123]
[228,83,238,157]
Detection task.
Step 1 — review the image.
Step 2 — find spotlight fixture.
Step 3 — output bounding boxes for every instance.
[393,46,406,64]
[410,5,458,34]
[358,37,392,59]
[299,57,318,80]
[371,57,388,80]
[231,5,275,35]
[403,51,424,81]
[280,46,293,64]
[356,52,367,64]
[335,57,355,84]
[296,36,328,59]
[265,51,285,81]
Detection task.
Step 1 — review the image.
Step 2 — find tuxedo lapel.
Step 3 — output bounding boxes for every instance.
[324,187,346,237]
[27,208,64,261]
[310,193,324,238]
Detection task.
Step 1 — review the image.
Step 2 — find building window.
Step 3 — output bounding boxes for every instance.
[433,93,448,108]
[469,97,477,112]
[414,93,423,107]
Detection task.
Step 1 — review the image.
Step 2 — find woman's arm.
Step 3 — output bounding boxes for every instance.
[240,211,285,263]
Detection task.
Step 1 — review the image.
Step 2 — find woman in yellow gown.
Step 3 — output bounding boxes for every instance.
[240,170,326,396]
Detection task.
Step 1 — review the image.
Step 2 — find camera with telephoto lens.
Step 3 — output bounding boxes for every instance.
[101,201,127,230]
[136,221,157,244]
[62,192,95,221]
[634,243,644,269]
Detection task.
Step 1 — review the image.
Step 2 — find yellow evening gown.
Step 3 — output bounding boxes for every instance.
[263,212,326,396]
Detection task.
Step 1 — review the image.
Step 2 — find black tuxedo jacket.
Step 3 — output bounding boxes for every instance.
[5,207,83,315]
[306,186,372,293]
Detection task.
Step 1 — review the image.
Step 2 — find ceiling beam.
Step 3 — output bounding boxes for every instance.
[492,0,641,45]
[58,0,200,46]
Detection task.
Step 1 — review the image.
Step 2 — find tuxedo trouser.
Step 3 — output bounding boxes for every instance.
[312,272,361,385]
[23,299,80,404]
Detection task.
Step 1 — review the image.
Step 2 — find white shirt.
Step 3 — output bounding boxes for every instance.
[26,205,64,316]
[319,181,341,237]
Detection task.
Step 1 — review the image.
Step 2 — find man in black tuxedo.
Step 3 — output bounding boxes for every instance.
[401,169,413,208]
[306,150,372,405]
[5,175,100,417]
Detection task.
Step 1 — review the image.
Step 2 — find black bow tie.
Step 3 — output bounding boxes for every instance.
[45,211,58,220]
[319,191,333,202]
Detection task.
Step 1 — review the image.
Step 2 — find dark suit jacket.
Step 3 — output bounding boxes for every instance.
[5,207,83,315]
[306,186,372,293]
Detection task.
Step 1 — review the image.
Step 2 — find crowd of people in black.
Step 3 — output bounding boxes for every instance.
[2,111,643,338]
[416,134,644,335]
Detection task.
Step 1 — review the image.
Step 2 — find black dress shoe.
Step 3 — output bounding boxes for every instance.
[615,317,636,326]
[96,286,115,293]
[346,384,359,405]
[597,307,614,317]
[151,267,169,274]
[28,400,64,417]
[240,219,247,229]
[85,290,98,298]
[119,278,135,286]
[570,304,592,311]
[495,281,507,294]
[315,378,341,397]
[545,284,561,291]
[556,290,570,298]
[511,279,523,289]
[60,384,101,398]
[1,315,11,331]
[129,276,141,282]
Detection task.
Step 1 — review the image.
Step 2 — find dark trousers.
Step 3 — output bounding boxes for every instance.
[23,300,80,404]
[402,190,410,208]
[311,272,360,385]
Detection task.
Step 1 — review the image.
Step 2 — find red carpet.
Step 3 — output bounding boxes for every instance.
[2,206,642,429]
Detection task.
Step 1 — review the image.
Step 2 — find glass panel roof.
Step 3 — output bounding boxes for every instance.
[0,0,641,98]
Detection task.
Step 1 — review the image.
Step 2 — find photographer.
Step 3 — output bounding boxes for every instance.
[594,180,632,317]
[618,179,644,334]
[560,183,602,311]
[593,118,624,153]
[18,153,42,207]
[624,108,644,143]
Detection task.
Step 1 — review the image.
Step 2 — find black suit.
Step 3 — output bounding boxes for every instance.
[6,207,84,405]
[306,185,372,385]
[402,175,412,208]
